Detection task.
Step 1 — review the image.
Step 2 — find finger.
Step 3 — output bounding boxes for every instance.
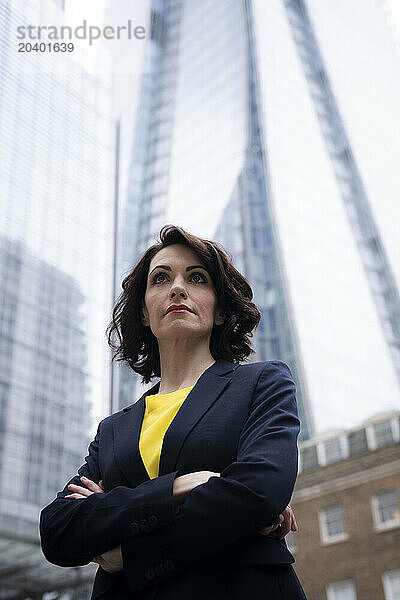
[259,517,282,535]
[65,493,87,499]
[278,509,292,539]
[99,480,104,490]
[291,513,298,531]
[79,476,104,493]
[285,505,298,532]
[266,524,279,533]
[96,557,108,570]
[67,484,92,496]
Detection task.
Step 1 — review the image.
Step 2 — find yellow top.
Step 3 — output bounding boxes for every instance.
[139,385,194,479]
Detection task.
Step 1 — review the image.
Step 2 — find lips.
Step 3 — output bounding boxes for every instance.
[166,305,194,315]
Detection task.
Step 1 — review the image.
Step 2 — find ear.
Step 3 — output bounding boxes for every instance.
[214,309,225,326]
[141,304,149,327]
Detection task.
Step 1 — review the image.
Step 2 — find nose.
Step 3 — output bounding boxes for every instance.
[170,288,187,299]
[169,276,188,299]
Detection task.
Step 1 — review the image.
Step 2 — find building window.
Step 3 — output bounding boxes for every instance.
[319,503,348,544]
[348,428,368,456]
[301,444,318,471]
[372,490,400,531]
[382,570,400,600]
[374,421,394,448]
[326,580,356,600]
[323,437,343,464]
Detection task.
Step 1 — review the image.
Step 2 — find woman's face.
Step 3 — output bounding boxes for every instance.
[141,244,225,343]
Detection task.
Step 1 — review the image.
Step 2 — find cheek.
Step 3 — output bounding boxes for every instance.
[197,298,218,322]
[145,289,158,308]
[144,300,158,323]
[147,295,167,323]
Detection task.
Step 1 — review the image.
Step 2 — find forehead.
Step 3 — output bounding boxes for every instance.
[149,244,204,268]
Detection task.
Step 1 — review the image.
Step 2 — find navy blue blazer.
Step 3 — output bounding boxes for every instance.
[40,359,301,599]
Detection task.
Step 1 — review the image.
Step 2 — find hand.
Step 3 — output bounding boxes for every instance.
[173,471,221,506]
[92,545,124,573]
[64,477,124,573]
[65,476,105,499]
[259,504,298,539]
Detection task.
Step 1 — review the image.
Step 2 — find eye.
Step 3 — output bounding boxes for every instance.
[191,271,207,283]
[151,272,167,284]
[151,271,207,285]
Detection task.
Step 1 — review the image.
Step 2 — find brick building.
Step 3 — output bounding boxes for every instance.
[289,410,400,600]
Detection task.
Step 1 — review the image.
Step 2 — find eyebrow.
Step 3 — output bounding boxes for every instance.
[149,265,208,276]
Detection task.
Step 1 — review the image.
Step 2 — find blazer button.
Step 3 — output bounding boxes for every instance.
[155,564,165,576]
[129,522,139,534]
[145,568,155,581]
[148,514,158,527]
[164,559,175,572]
[139,518,150,532]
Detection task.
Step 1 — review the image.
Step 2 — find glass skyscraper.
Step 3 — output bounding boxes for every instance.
[116,0,400,441]
[0,0,115,593]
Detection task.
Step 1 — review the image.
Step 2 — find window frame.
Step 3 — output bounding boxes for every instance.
[371,489,400,532]
[326,579,357,600]
[382,569,400,600]
[319,503,349,545]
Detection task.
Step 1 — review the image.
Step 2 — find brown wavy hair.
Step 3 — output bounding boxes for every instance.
[106,224,261,384]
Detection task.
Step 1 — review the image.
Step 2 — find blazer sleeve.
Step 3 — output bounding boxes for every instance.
[121,360,301,593]
[39,419,180,567]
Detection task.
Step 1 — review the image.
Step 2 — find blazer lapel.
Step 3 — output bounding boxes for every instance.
[112,359,240,486]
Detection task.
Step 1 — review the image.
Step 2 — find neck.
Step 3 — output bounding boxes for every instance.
[157,339,216,394]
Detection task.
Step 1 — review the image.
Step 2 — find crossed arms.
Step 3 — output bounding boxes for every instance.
[40,361,300,593]
[64,472,297,572]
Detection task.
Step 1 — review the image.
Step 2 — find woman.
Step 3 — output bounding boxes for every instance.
[40,224,307,599]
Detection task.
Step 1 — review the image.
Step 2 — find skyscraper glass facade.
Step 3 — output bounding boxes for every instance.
[252,0,399,431]
[118,0,399,439]
[0,0,114,592]
[116,0,314,439]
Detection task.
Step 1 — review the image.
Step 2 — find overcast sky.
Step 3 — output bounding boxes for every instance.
[65,0,400,54]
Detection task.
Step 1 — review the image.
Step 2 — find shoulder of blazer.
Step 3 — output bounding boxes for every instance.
[236,360,294,397]
[237,359,293,380]
[101,359,292,425]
